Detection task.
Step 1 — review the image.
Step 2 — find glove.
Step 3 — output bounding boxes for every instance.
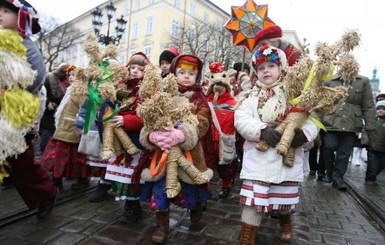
[364,130,375,150]
[149,128,185,152]
[291,128,308,148]
[168,128,185,147]
[260,126,282,147]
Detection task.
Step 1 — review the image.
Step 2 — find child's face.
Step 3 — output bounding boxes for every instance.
[376,107,385,117]
[160,60,171,74]
[128,64,144,79]
[0,6,18,31]
[68,72,75,83]
[256,62,281,86]
[176,69,197,86]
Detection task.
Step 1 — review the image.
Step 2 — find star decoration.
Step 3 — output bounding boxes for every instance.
[224,0,275,52]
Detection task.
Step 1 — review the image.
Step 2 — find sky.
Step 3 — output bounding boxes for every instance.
[29,0,384,92]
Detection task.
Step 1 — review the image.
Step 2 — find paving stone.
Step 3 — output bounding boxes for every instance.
[47,233,86,245]
[24,228,63,243]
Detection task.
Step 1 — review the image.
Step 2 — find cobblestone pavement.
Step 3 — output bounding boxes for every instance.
[1,165,385,245]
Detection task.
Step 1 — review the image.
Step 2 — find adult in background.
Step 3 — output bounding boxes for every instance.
[39,63,70,154]
[322,55,376,190]
[0,0,57,219]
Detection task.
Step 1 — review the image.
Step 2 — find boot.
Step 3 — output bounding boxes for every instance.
[238,222,258,245]
[89,182,111,202]
[122,200,142,224]
[52,177,63,191]
[190,203,203,223]
[152,210,169,244]
[279,213,293,243]
[218,187,230,199]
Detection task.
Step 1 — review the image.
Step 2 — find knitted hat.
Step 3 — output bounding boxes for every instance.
[376,100,385,109]
[0,0,41,35]
[205,62,231,95]
[252,44,288,72]
[126,52,150,67]
[254,25,282,45]
[376,93,385,102]
[171,54,203,82]
[159,47,179,65]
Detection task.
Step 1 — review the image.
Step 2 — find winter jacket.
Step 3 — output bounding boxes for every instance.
[234,89,319,183]
[39,73,67,131]
[52,86,84,143]
[322,73,376,133]
[23,37,46,94]
[371,117,385,152]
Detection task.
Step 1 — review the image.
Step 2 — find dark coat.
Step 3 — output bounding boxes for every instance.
[322,73,376,133]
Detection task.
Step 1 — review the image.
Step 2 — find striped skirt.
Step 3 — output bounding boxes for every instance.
[240,179,300,213]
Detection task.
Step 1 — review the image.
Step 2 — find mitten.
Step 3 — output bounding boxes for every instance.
[291,128,308,148]
[260,126,282,147]
[149,131,173,152]
[364,130,376,150]
[168,128,185,147]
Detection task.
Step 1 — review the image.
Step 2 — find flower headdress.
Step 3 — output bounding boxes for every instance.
[252,44,281,67]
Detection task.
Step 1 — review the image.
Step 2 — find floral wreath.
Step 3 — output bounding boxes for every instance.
[253,44,281,68]
[6,0,38,18]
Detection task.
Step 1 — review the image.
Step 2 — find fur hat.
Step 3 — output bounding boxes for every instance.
[159,47,179,65]
[376,100,385,110]
[233,62,250,73]
[170,54,203,82]
[0,0,41,35]
[252,44,288,72]
[205,62,231,95]
[254,25,282,45]
[126,52,150,67]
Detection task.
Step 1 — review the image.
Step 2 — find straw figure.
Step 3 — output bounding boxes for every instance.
[71,34,138,160]
[136,63,210,198]
[255,30,361,166]
[0,29,40,183]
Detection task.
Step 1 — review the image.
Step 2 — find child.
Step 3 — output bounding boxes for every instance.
[41,65,90,191]
[365,100,385,185]
[0,0,57,219]
[229,62,251,95]
[205,62,237,199]
[139,54,213,243]
[110,52,149,223]
[234,45,318,244]
[159,47,179,78]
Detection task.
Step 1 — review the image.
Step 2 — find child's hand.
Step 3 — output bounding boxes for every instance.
[260,126,282,147]
[291,128,308,148]
[74,128,82,136]
[111,115,124,128]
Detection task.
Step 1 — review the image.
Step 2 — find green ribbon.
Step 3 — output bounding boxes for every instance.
[83,59,115,134]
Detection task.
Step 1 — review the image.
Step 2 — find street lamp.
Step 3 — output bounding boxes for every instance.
[91,2,127,45]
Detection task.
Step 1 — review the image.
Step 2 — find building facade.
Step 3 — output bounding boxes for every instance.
[45,0,302,71]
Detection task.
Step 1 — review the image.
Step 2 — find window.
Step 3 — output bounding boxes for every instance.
[203,11,209,22]
[144,44,152,60]
[129,46,137,56]
[133,0,140,11]
[118,49,125,64]
[171,19,180,37]
[148,0,155,5]
[146,16,153,35]
[189,3,196,16]
[123,3,130,16]
[174,0,180,8]
[131,22,139,39]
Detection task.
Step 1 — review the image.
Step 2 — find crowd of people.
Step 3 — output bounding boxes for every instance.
[0,1,383,245]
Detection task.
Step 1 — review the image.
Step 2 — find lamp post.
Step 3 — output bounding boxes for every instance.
[91,2,127,45]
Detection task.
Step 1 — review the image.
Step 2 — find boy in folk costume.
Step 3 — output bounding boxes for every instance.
[40,66,90,191]
[0,0,57,219]
[234,45,319,244]
[138,55,213,243]
[205,62,238,199]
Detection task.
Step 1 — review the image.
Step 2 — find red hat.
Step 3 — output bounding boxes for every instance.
[254,25,282,44]
[126,52,150,67]
[170,54,203,82]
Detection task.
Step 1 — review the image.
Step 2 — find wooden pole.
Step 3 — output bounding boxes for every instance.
[241,47,246,71]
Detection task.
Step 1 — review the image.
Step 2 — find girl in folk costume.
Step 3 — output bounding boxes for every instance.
[205,62,238,199]
[234,45,319,244]
[41,66,90,191]
[108,52,149,223]
[138,55,214,243]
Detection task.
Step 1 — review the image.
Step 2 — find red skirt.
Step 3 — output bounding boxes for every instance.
[41,139,88,179]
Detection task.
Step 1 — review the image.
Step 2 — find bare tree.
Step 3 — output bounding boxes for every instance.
[169,20,246,70]
[35,16,80,71]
